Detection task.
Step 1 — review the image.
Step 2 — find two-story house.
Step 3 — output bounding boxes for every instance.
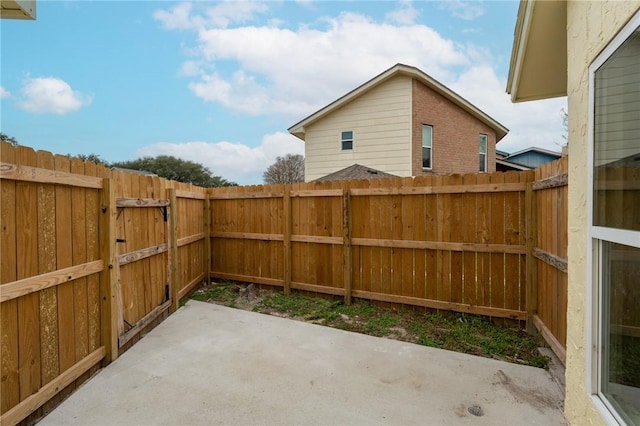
[288,63,509,182]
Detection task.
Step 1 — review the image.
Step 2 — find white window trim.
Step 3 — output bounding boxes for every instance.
[341,131,353,151]
[422,124,433,170]
[479,134,488,173]
[586,9,640,425]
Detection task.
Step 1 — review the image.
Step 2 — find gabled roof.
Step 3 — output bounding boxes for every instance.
[506,0,567,102]
[506,146,562,159]
[289,63,509,142]
[496,159,532,171]
[313,164,399,182]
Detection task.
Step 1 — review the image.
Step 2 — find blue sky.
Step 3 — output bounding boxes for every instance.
[1,0,566,184]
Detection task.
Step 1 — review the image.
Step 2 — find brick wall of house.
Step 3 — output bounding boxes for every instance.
[411,79,498,176]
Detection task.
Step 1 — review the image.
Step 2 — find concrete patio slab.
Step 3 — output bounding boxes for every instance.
[40,301,565,425]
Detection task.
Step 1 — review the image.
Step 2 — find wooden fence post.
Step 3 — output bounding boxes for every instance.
[343,188,352,305]
[99,177,118,362]
[283,187,292,295]
[525,181,538,335]
[204,195,212,286]
[168,188,179,313]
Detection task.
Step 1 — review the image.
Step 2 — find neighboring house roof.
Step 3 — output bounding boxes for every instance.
[313,164,399,182]
[289,63,509,142]
[506,0,567,102]
[496,159,531,171]
[499,146,561,169]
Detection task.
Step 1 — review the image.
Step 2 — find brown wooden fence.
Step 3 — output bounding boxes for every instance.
[210,171,535,320]
[531,156,568,364]
[0,142,207,425]
[0,140,570,424]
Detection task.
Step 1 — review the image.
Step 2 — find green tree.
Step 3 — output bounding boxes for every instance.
[69,153,108,165]
[0,132,18,146]
[263,154,305,184]
[111,155,236,187]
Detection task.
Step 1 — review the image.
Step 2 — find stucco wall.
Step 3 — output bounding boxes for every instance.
[304,75,412,182]
[411,80,497,176]
[565,2,640,424]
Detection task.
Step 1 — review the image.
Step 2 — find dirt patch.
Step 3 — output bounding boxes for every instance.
[190,282,551,369]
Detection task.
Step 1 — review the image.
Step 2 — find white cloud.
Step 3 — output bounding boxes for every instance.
[449,65,567,153]
[438,1,485,21]
[17,77,92,115]
[385,0,419,25]
[0,86,10,99]
[157,7,469,117]
[155,2,567,157]
[154,1,268,30]
[137,131,304,184]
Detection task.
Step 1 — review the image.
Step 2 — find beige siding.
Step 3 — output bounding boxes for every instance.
[304,75,412,181]
[565,2,640,425]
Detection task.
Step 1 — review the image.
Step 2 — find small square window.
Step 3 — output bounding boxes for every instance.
[341,131,353,150]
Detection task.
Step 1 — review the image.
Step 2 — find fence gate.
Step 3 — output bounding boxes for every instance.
[115,196,172,348]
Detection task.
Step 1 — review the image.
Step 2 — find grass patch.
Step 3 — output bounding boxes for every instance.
[191,282,549,369]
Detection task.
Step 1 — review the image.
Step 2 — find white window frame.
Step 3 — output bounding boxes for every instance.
[422,124,433,170]
[586,9,640,425]
[479,134,488,172]
[341,131,353,151]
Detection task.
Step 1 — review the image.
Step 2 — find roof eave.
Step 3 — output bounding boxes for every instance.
[506,0,567,103]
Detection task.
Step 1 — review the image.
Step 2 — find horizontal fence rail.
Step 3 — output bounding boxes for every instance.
[1,139,571,424]
[209,171,534,321]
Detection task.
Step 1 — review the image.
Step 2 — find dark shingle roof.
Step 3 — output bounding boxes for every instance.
[313,164,399,182]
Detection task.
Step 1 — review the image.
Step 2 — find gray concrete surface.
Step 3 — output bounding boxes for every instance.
[40,301,566,425]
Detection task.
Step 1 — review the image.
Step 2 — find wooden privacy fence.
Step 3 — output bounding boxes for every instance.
[1,139,571,425]
[210,171,535,320]
[531,157,568,365]
[0,142,208,425]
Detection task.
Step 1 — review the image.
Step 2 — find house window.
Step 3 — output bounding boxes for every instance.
[589,13,640,425]
[479,134,488,172]
[422,125,432,169]
[341,131,353,150]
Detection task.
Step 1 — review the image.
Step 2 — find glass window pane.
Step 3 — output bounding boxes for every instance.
[342,140,352,150]
[479,153,486,172]
[422,125,432,148]
[479,134,487,154]
[601,241,640,424]
[593,29,640,231]
[422,147,431,168]
[342,131,353,140]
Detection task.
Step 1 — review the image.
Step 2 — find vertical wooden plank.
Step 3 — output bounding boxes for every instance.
[342,188,352,305]
[168,188,179,312]
[70,158,89,378]
[283,187,292,295]
[35,150,59,414]
[84,161,103,373]
[401,177,415,299]
[54,155,74,396]
[462,173,478,306]
[16,146,41,402]
[423,175,437,302]
[204,195,212,285]
[410,176,426,301]
[140,175,153,314]
[390,178,404,299]
[435,175,451,304]
[490,172,506,313]
[369,179,383,297]
[100,177,118,362]
[525,180,538,334]
[476,173,491,308]
[1,142,20,414]
[449,175,463,305]
[504,171,521,313]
